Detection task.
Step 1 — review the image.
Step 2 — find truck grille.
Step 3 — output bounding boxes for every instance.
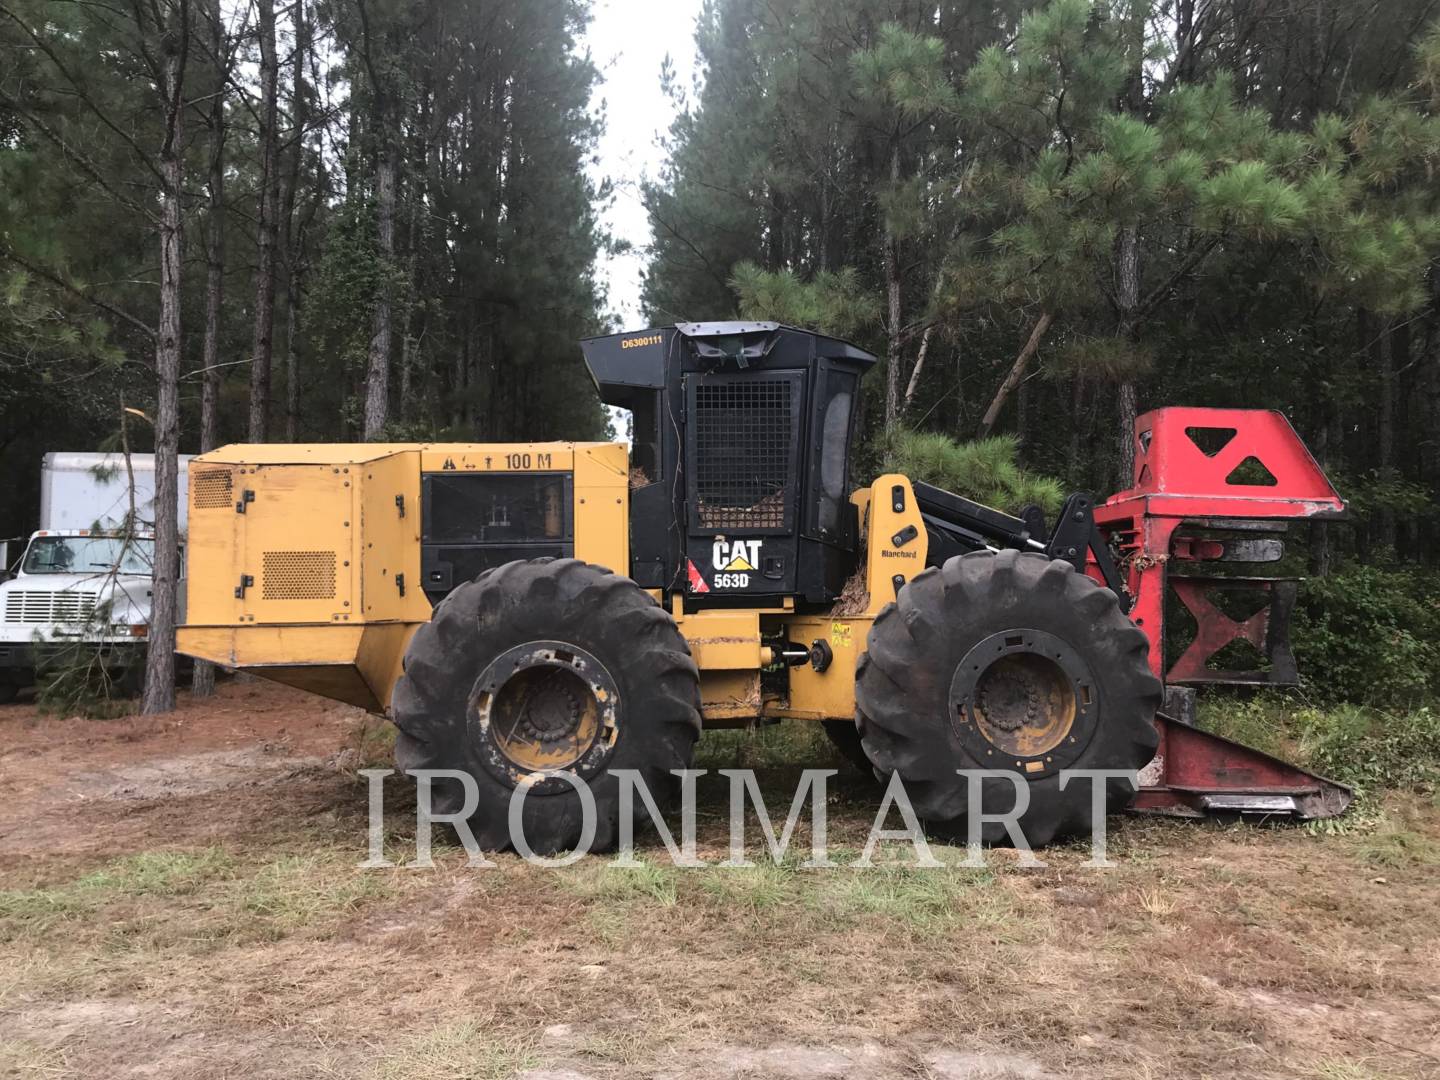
[693,379,793,530]
[4,590,99,624]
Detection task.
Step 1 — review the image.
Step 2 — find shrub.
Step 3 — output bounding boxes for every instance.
[1292,703,1440,794]
[1291,563,1440,706]
[1197,693,1440,796]
[35,639,141,718]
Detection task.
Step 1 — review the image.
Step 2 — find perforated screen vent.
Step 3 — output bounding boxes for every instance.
[262,551,337,600]
[693,379,792,530]
[192,469,234,509]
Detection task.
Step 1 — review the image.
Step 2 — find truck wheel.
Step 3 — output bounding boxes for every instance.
[391,559,702,856]
[855,549,1161,847]
[0,682,17,705]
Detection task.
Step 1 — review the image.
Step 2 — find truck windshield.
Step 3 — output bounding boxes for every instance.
[21,536,155,575]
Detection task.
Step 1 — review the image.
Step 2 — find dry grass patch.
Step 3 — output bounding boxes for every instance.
[363,1019,537,1080]
[0,1035,69,1077]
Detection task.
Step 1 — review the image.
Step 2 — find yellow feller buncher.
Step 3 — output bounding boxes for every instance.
[179,322,1350,852]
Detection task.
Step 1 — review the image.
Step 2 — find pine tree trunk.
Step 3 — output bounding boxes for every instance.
[1426,264,1440,561]
[1376,318,1396,551]
[281,0,308,444]
[1116,223,1141,489]
[197,1,224,460]
[453,316,468,430]
[283,294,302,440]
[142,9,186,717]
[248,0,279,442]
[1307,316,1335,578]
[953,340,966,431]
[882,144,902,432]
[980,312,1054,436]
[901,325,933,416]
[1069,374,1086,487]
[397,159,423,425]
[1115,8,1145,490]
[363,135,396,440]
[192,0,225,701]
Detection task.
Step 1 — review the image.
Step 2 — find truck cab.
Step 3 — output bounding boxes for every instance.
[0,452,190,701]
[0,530,160,698]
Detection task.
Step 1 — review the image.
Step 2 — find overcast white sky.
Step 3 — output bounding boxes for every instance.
[584,0,706,332]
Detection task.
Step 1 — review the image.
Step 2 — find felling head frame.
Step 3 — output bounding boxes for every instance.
[1094,406,1350,818]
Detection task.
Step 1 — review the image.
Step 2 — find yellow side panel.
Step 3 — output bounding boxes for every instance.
[240,465,358,624]
[178,623,365,667]
[186,462,244,625]
[355,622,421,710]
[175,623,418,713]
[199,443,415,465]
[774,615,872,721]
[700,669,762,720]
[358,452,432,623]
[418,445,577,473]
[676,608,762,670]
[243,664,380,710]
[573,444,629,571]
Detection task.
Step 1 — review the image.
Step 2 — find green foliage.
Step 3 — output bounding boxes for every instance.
[852,23,961,117]
[880,429,1064,515]
[730,263,878,339]
[1291,564,1440,707]
[32,592,145,718]
[1296,703,1440,795]
[1197,694,1440,797]
[1419,20,1440,105]
[1048,334,1154,380]
[1330,470,1438,539]
[34,649,141,719]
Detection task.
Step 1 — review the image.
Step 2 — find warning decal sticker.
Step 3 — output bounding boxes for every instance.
[686,559,711,593]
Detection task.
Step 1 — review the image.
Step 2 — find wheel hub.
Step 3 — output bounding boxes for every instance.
[949,629,1099,778]
[515,675,585,741]
[975,664,1043,733]
[469,641,621,791]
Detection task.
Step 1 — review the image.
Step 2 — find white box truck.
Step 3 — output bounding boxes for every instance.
[0,452,191,701]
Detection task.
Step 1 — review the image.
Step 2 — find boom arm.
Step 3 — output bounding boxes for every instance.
[912,481,1129,608]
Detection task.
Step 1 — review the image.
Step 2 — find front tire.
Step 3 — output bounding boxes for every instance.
[822,719,876,776]
[855,549,1161,847]
[391,559,702,855]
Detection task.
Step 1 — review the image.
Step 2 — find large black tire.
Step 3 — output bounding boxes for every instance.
[391,559,701,855]
[822,720,876,776]
[856,548,1161,847]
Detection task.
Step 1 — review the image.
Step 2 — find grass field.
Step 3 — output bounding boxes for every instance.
[0,680,1437,1078]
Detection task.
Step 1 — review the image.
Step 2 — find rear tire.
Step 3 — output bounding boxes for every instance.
[855,549,1160,846]
[391,559,701,855]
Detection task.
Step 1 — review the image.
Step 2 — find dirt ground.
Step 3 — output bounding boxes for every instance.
[1,679,1437,1080]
